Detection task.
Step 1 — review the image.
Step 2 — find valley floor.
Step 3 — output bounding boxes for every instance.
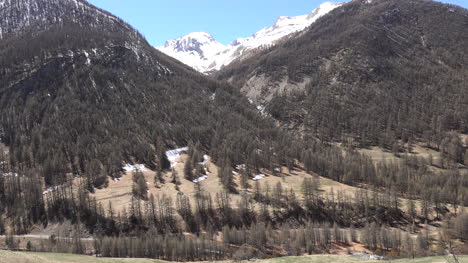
[0,250,466,263]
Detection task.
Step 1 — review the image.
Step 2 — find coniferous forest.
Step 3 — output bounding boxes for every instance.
[0,0,467,261]
[217,0,468,147]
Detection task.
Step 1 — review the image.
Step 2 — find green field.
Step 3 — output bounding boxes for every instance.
[0,250,466,263]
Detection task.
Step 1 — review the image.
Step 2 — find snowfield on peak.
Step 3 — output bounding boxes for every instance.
[156,2,342,73]
[157,32,226,72]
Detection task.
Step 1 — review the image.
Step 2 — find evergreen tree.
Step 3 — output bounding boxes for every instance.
[184,160,194,181]
[159,149,171,171]
[132,171,148,200]
[240,168,250,191]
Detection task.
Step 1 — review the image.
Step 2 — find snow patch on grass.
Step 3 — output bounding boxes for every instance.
[166,147,189,167]
[235,164,246,170]
[43,184,66,195]
[193,175,208,183]
[123,164,147,172]
[253,174,266,181]
[199,154,209,165]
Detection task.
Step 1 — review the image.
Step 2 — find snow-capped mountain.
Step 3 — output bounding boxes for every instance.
[157,32,226,73]
[157,1,343,73]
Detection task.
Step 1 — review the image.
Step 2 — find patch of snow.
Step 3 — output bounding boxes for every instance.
[123,164,147,172]
[83,50,91,65]
[90,78,97,90]
[125,42,141,61]
[198,154,209,165]
[43,184,66,195]
[257,104,266,115]
[252,174,266,181]
[193,175,208,183]
[235,164,246,170]
[113,177,121,182]
[1,172,18,177]
[166,147,189,167]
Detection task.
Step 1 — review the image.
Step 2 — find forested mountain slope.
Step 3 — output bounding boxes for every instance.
[216,0,468,147]
[0,0,292,187]
[0,1,467,259]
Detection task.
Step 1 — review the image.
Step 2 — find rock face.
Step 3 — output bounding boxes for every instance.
[216,0,468,143]
[0,0,277,185]
[156,2,343,73]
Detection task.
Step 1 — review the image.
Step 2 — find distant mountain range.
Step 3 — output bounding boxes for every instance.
[156,2,343,73]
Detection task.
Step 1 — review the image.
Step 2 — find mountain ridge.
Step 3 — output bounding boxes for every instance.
[0,0,290,187]
[216,0,468,145]
[156,1,343,73]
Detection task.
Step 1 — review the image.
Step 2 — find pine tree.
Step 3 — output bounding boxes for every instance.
[253,180,262,202]
[132,171,148,200]
[155,169,165,186]
[220,164,236,193]
[407,199,417,223]
[240,168,250,191]
[159,148,171,171]
[273,182,284,208]
[464,149,468,166]
[184,160,194,181]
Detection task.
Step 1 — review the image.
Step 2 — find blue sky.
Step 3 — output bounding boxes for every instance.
[87,0,468,46]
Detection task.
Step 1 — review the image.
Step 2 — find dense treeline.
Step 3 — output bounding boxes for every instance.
[217,0,468,147]
[300,138,468,209]
[2,140,467,260]
[0,155,456,235]
[4,168,466,260]
[24,213,468,261]
[12,210,468,261]
[3,132,465,233]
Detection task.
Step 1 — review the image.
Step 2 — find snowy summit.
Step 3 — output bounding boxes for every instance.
[156,2,343,73]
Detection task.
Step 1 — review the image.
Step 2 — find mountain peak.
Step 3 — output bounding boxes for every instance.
[157,31,226,72]
[184,31,215,39]
[163,32,219,49]
[307,1,343,20]
[157,1,343,73]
